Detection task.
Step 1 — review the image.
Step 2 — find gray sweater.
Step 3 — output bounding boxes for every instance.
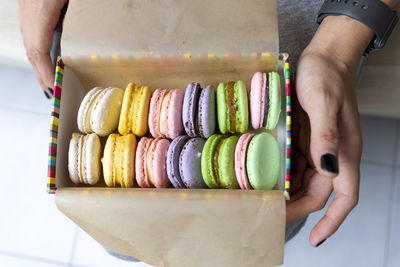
[277,0,324,66]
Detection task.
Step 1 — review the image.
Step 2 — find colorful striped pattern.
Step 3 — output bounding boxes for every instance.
[47,57,64,194]
[279,52,291,200]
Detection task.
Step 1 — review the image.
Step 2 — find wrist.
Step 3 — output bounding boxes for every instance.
[305,15,374,75]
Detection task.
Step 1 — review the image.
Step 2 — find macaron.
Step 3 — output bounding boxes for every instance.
[179,137,207,188]
[216,80,249,134]
[250,72,281,130]
[246,132,280,190]
[135,137,171,188]
[118,82,152,137]
[102,133,137,188]
[159,89,185,139]
[68,133,102,185]
[234,133,255,190]
[166,135,191,188]
[77,87,124,136]
[201,134,224,188]
[201,134,239,189]
[183,82,217,138]
[148,89,168,138]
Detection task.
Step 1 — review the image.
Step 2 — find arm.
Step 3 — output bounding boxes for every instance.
[287,0,399,247]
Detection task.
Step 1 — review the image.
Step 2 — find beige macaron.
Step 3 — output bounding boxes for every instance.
[77,87,124,136]
[68,132,102,185]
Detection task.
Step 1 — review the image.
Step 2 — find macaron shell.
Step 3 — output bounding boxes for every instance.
[179,138,207,188]
[135,137,153,188]
[166,135,190,188]
[102,133,118,187]
[149,89,167,138]
[77,87,102,134]
[132,85,151,137]
[90,87,124,136]
[182,82,201,137]
[266,72,281,130]
[234,133,254,190]
[147,138,171,188]
[250,72,266,129]
[234,80,249,134]
[198,85,216,138]
[118,83,135,135]
[82,133,102,185]
[218,136,240,189]
[247,132,280,190]
[201,134,223,188]
[216,82,230,134]
[119,134,137,188]
[68,133,83,184]
[166,89,185,139]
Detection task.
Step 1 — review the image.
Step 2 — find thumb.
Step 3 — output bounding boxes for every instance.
[306,93,340,177]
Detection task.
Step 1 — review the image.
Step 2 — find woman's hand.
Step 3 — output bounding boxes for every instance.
[287,15,375,246]
[19,0,68,98]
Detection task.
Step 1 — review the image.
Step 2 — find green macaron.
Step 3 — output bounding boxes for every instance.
[217,135,240,189]
[217,80,249,134]
[201,134,224,188]
[246,132,280,190]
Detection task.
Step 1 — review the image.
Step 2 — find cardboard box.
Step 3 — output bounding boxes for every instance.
[48,1,292,266]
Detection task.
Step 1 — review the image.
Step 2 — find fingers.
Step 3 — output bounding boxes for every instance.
[28,50,54,97]
[305,91,341,177]
[286,169,333,225]
[308,101,361,246]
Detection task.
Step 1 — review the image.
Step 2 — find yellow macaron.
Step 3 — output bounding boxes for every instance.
[102,133,137,188]
[118,83,152,137]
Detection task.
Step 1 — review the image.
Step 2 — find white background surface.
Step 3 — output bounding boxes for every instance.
[0,65,399,267]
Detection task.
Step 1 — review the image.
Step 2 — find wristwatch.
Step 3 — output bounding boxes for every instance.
[317,0,399,55]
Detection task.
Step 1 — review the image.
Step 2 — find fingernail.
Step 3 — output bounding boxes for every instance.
[48,87,54,96]
[316,239,327,247]
[43,90,50,99]
[321,154,339,174]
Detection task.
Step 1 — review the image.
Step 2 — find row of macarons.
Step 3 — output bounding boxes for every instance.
[76,71,281,140]
[68,131,280,190]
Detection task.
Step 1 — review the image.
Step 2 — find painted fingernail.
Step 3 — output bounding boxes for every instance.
[43,90,50,99]
[48,87,54,96]
[316,239,327,247]
[321,154,339,174]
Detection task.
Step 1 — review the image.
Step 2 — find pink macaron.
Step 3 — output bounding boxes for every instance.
[159,89,185,139]
[149,89,168,138]
[234,133,255,189]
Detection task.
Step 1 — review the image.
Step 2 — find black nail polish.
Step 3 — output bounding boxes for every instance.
[316,239,327,247]
[321,154,339,174]
[48,87,54,96]
[43,90,50,99]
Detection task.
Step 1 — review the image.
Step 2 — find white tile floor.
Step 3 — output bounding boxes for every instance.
[0,65,399,267]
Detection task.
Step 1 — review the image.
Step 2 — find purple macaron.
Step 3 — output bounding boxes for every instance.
[179,137,207,188]
[166,135,190,188]
[198,85,216,138]
[182,82,217,138]
[182,82,201,137]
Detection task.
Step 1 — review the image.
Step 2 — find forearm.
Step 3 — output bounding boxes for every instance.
[305,0,398,76]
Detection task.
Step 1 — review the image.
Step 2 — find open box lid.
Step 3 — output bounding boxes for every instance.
[51,1,291,266]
